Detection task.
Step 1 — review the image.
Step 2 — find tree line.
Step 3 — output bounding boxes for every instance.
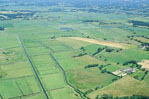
[96,94,149,99]
[128,20,149,27]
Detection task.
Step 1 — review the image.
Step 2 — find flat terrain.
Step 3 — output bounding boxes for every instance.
[88,76,149,98]
[68,37,129,49]
[0,0,149,99]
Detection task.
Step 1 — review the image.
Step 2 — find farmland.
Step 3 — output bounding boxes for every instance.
[0,0,149,99]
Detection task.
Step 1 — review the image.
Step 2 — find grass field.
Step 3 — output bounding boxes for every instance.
[88,76,149,98]
[0,1,149,99]
[67,68,117,91]
[98,48,149,64]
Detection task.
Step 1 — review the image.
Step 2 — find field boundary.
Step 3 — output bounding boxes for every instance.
[17,35,50,99]
[50,53,88,99]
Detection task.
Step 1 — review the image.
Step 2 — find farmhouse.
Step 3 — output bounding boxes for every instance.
[112,68,136,76]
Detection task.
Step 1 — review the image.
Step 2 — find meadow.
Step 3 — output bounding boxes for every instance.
[0,0,149,99]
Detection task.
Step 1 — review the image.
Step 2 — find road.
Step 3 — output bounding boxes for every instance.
[18,35,49,99]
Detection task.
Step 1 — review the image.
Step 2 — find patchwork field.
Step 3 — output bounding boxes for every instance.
[0,0,149,99]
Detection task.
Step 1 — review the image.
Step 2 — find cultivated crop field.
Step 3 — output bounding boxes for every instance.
[0,0,149,99]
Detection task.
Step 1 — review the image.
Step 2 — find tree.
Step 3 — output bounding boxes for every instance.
[117,62,120,65]
[112,77,118,82]
[104,59,107,61]
[101,94,113,99]
[95,95,99,99]
[134,75,139,80]
[105,48,114,52]
[101,69,107,73]
[99,65,104,70]
[50,36,55,39]
[80,47,85,51]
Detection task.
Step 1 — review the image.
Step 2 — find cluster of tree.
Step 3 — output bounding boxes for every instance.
[1,0,149,16]
[144,46,149,51]
[61,35,73,37]
[116,49,122,52]
[140,35,149,39]
[112,77,120,82]
[80,47,86,51]
[48,8,99,13]
[88,9,98,13]
[0,27,4,31]
[105,48,114,52]
[0,12,35,20]
[123,60,143,70]
[82,20,99,23]
[50,36,56,39]
[60,28,73,31]
[92,48,104,56]
[74,88,87,99]
[134,38,149,46]
[127,35,134,40]
[48,8,65,12]
[2,51,11,55]
[73,53,87,58]
[84,86,106,97]
[98,64,111,71]
[141,42,149,51]
[134,38,149,51]
[128,20,149,27]
[95,85,103,90]
[96,94,149,99]
[6,58,9,61]
[99,65,104,70]
[84,89,94,96]
[123,60,137,65]
[99,22,119,26]
[101,69,107,73]
[14,0,58,6]
[80,47,104,56]
[84,64,99,69]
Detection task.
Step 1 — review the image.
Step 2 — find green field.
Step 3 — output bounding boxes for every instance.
[0,0,149,99]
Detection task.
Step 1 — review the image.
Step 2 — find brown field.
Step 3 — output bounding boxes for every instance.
[68,37,129,49]
[138,60,149,71]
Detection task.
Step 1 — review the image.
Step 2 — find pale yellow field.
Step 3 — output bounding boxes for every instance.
[0,11,18,14]
[0,11,30,14]
[138,60,149,71]
[68,37,129,49]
